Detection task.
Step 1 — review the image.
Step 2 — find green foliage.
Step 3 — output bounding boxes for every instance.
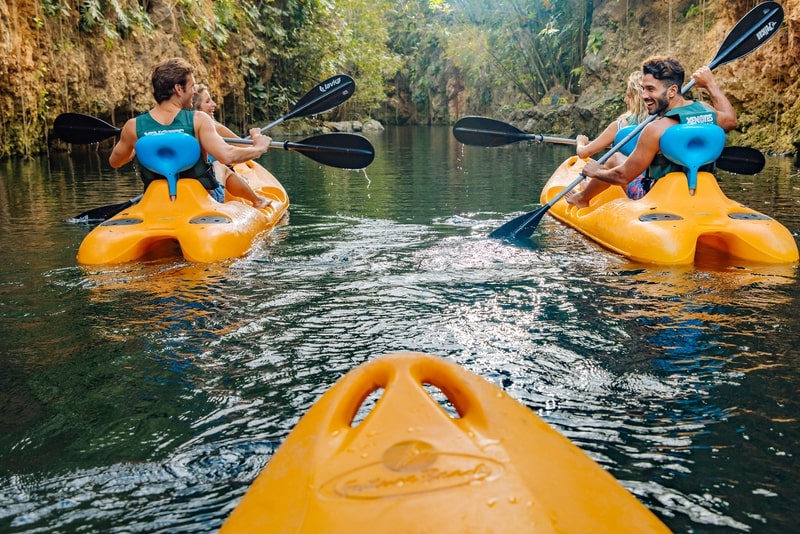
[685,4,701,19]
[72,0,152,40]
[422,0,592,109]
[40,0,70,18]
[587,31,604,55]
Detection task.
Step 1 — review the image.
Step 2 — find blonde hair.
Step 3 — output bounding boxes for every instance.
[624,71,649,124]
[192,83,209,110]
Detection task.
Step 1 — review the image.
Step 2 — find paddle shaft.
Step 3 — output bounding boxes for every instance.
[223,137,373,156]
[491,1,784,240]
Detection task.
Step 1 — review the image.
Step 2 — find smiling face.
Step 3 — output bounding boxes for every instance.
[174,73,197,110]
[641,74,675,116]
[194,89,216,117]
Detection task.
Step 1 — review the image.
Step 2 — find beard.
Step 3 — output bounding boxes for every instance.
[647,89,670,115]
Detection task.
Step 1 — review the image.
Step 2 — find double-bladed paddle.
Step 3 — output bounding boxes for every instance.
[60,74,360,222]
[453,115,766,175]
[484,1,783,242]
[54,74,355,145]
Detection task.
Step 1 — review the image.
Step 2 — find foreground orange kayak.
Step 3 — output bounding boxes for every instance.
[77,159,288,265]
[222,352,670,533]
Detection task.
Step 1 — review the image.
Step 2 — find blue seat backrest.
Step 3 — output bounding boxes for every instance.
[135,133,201,198]
[659,124,725,191]
[613,124,641,156]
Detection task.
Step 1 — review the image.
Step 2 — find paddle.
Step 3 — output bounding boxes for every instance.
[487,1,784,241]
[68,196,142,223]
[66,133,374,222]
[453,116,577,147]
[454,115,765,175]
[54,74,355,145]
[716,146,765,175]
[61,74,357,221]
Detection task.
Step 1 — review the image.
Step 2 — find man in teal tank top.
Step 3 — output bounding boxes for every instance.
[567,56,737,208]
[109,57,272,201]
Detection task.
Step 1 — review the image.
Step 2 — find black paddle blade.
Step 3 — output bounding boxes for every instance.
[489,206,550,241]
[283,133,375,169]
[290,74,356,119]
[716,146,765,175]
[66,197,138,223]
[260,74,356,132]
[54,113,121,144]
[710,2,783,69]
[453,116,533,147]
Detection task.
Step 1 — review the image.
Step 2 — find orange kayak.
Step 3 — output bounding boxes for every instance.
[541,157,798,265]
[222,352,670,533]
[76,160,289,264]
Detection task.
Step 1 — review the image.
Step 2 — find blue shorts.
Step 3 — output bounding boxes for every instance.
[208,184,225,203]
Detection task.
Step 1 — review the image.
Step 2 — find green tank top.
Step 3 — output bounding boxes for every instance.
[134,109,218,190]
[647,101,717,181]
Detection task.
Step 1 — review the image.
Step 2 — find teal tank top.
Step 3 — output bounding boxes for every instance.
[647,101,717,180]
[134,109,218,190]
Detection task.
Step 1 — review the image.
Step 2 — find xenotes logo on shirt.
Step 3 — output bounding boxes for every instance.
[685,114,715,125]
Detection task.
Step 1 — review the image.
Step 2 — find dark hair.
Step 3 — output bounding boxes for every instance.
[152,57,194,103]
[642,56,684,90]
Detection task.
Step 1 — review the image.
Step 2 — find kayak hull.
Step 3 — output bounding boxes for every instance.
[541,156,798,265]
[222,352,670,533]
[77,160,289,264]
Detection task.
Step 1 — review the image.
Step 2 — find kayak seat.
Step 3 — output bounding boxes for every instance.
[135,133,201,200]
[659,124,725,193]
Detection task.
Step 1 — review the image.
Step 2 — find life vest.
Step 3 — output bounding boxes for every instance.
[134,109,218,191]
[647,101,717,180]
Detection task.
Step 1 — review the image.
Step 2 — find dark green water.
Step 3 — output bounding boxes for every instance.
[1,126,799,532]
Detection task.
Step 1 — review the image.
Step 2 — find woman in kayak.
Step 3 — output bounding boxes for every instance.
[575,71,648,162]
[572,71,652,201]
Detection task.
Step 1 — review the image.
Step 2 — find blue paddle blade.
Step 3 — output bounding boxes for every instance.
[135,133,201,198]
[659,124,725,191]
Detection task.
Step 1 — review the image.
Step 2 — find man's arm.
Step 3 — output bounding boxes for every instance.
[692,66,738,132]
[582,121,666,185]
[109,119,138,168]
[195,112,270,165]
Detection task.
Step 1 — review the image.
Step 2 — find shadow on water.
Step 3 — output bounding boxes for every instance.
[0,128,799,532]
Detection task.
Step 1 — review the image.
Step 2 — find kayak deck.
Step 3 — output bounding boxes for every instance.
[77,160,289,265]
[222,352,671,533]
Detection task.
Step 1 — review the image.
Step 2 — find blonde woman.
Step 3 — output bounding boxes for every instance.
[192,84,271,209]
[568,71,650,206]
[575,71,648,160]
